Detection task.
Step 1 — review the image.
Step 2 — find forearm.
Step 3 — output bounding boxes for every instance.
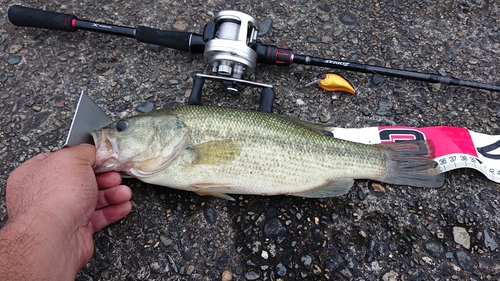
[0,219,37,280]
[0,212,79,281]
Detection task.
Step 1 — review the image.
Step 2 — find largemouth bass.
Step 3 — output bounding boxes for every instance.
[92,106,444,200]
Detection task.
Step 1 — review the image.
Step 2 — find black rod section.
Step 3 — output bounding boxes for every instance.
[8,5,205,53]
[293,54,500,92]
[74,20,135,38]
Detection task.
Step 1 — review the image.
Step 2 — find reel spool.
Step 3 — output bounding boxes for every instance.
[203,11,260,90]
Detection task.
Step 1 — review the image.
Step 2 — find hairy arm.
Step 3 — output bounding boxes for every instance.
[0,219,36,280]
[0,211,80,280]
[0,145,132,280]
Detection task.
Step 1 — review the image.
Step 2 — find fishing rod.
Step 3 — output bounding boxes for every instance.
[8,5,500,93]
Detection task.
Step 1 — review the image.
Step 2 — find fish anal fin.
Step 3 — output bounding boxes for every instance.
[190,140,240,165]
[191,182,236,201]
[292,178,354,198]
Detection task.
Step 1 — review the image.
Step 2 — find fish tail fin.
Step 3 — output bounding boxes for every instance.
[377,140,444,188]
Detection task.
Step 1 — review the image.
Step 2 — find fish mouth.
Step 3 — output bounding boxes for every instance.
[91,130,120,173]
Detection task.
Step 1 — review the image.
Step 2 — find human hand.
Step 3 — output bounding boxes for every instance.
[1,144,132,280]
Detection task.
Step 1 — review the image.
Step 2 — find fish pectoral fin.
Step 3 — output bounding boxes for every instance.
[292,178,354,198]
[190,140,240,165]
[191,183,236,201]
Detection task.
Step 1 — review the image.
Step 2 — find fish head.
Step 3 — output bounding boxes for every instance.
[91,113,189,176]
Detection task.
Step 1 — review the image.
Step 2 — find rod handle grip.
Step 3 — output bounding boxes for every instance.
[136,26,196,52]
[8,5,77,32]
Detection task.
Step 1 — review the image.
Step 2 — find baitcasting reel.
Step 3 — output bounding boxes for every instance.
[193,10,275,111]
[204,11,260,83]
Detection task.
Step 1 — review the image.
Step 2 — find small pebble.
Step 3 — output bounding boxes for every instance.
[160,236,173,247]
[115,63,127,74]
[261,250,269,259]
[244,271,260,280]
[423,240,444,258]
[382,270,398,281]
[148,44,165,52]
[301,255,312,267]
[136,101,155,113]
[376,99,393,116]
[167,79,179,86]
[98,260,111,270]
[306,36,320,43]
[100,270,110,279]
[216,253,229,269]
[453,227,470,249]
[312,264,322,275]
[264,218,286,238]
[221,270,233,281]
[8,56,21,65]
[276,263,287,276]
[484,229,498,251]
[357,189,365,201]
[455,250,475,272]
[333,29,344,37]
[150,262,161,271]
[371,75,386,88]
[203,207,218,226]
[258,18,272,36]
[339,11,358,25]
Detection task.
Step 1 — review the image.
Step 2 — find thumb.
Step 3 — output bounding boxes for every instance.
[56,144,97,167]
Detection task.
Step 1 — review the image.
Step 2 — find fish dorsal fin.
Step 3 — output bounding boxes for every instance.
[190,140,240,165]
[292,178,354,198]
[282,116,334,137]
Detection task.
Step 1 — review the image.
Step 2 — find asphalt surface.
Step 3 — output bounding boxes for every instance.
[1,0,500,280]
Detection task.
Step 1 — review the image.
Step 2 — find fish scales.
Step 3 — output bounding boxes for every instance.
[148,107,384,194]
[92,106,444,199]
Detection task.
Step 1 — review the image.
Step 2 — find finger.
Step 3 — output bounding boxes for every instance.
[57,144,96,166]
[95,185,132,210]
[91,201,133,232]
[96,172,122,189]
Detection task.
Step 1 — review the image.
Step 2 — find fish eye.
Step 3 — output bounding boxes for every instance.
[115,120,129,132]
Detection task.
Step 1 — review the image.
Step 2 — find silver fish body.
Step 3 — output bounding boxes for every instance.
[92,106,443,199]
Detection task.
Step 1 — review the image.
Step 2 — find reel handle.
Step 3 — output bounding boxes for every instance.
[188,72,205,105]
[8,5,77,32]
[258,88,275,113]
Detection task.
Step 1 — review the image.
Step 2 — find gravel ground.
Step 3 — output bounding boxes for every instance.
[1,0,500,280]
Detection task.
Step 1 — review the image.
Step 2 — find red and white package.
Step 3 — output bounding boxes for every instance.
[330,126,500,183]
